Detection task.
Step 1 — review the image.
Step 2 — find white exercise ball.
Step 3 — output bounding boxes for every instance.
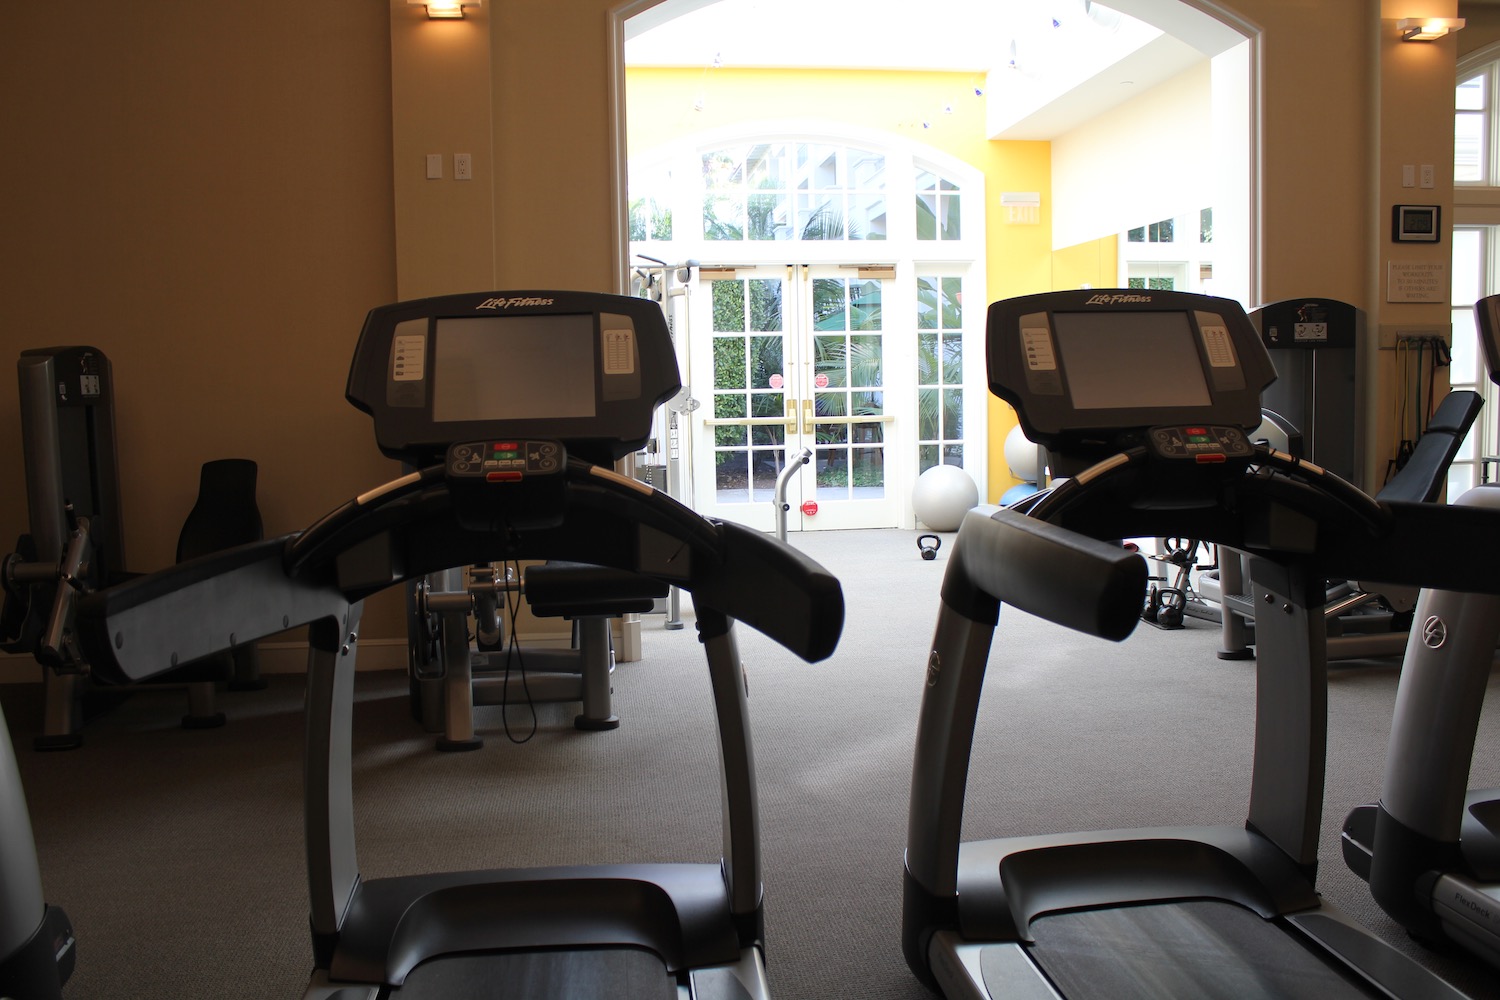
[1003,424,1041,483]
[912,464,979,532]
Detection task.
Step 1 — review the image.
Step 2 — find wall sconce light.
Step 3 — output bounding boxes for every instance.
[409,0,481,19]
[1397,17,1465,42]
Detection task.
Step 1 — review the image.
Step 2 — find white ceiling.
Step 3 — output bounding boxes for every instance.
[624,0,1230,140]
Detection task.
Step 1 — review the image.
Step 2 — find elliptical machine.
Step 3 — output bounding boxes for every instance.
[1339,292,1500,971]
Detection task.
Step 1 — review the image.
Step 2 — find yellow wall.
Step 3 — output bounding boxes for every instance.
[1052,236,1121,291]
[0,0,1471,652]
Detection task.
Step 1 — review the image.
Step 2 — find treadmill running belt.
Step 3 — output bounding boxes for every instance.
[388,946,678,998]
[1022,901,1373,1000]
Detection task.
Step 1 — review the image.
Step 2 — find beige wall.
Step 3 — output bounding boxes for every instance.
[0,2,406,649]
[0,0,1474,656]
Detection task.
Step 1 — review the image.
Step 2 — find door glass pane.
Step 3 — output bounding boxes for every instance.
[711,277,786,505]
[917,280,939,330]
[942,332,962,384]
[944,388,964,439]
[815,335,848,387]
[942,277,962,327]
[917,275,966,471]
[851,335,883,388]
[713,394,746,447]
[851,281,882,331]
[816,390,848,422]
[919,388,939,440]
[716,451,748,500]
[712,280,745,331]
[813,278,847,329]
[713,336,746,387]
[749,336,782,388]
[752,450,780,500]
[749,279,783,331]
[852,448,885,498]
[815,447,847,492]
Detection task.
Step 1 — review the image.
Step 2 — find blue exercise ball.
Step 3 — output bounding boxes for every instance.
[999,482,1041,507]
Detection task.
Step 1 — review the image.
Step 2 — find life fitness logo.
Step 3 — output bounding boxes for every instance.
[1084,293,1153,306]
[476,296,555,310]
[1421,615,1448,649]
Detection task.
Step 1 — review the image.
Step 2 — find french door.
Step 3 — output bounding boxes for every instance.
[690,264,903,531]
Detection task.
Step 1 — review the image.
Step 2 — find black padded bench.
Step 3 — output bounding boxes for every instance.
[435,561,669,749]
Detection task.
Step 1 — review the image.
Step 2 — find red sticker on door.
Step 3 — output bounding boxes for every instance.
[769,373,784,389]
[814,373,829,388]
[800,500,819,516]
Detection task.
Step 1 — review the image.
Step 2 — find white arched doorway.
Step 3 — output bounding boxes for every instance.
[610,0,1257,527]
[628,126,987,531]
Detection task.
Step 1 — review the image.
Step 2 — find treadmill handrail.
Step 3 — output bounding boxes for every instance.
[938,507,1146,638]
[76,459,845,684]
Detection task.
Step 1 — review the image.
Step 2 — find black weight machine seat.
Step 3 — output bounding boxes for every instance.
[175,457,266,691]
[423,559,667,750]
[73,290,844,1000]
[903,288,1500,1000]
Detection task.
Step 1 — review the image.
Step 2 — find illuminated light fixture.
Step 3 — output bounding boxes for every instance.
[1397,17,1465,41]
[409,0,481,19]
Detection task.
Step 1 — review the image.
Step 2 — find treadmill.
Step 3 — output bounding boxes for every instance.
[1340,292,1500,972]
[902,288,1500,1000]
[0,699,76,998]
[73,290,845,999]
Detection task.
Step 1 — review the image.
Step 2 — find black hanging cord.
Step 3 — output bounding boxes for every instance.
[495,519,538,745]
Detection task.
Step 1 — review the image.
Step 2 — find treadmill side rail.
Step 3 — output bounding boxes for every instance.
[928,933,1060,1000]
[1287,911,1473,1000]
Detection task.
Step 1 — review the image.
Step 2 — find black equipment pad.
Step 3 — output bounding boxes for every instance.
[1024,901,1372,1000]
[387,946,676,998]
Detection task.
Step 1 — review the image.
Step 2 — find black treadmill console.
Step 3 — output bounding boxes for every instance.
[987,289,1276,475]
[346,290,680,468]
[1472,293,1500,387]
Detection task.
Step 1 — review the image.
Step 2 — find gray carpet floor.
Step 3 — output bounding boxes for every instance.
[3,526,1499,999]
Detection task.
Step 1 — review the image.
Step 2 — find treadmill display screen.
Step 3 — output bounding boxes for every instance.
[432,314,597,422]
[1051,311,1212,410]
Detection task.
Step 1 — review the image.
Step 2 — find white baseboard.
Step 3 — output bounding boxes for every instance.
[0,638,410,684]
[0,628,621,684]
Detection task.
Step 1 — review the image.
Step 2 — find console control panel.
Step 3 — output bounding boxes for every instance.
[1148,425,1255,463]
[447,440,565,481]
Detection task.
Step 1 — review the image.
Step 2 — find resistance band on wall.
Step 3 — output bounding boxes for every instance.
[1388,335,1451,484]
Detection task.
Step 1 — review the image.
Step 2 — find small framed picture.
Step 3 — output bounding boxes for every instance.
[1392,204,1441,243]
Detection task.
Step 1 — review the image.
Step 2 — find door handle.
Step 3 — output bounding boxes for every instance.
[803,399,814,433]
[787,399,799,433]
